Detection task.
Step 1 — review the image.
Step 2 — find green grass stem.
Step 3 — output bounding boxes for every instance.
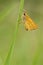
[4,0,24,65]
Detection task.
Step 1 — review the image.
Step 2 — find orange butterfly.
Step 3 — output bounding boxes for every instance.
[22,11,38,31]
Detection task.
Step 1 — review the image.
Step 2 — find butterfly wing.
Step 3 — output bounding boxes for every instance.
[24,16,38,30]
[28,17,38,30]
[24,21,31,31]
[24,21,34,30]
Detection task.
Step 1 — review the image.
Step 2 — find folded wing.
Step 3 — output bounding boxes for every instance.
[24,16,38,30]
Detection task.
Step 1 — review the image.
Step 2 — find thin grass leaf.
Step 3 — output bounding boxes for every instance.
[4,0,24,65]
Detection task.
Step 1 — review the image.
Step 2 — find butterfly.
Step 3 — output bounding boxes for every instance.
[22,11,38,31]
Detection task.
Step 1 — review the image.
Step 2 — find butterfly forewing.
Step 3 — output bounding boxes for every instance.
[24,14,38,30]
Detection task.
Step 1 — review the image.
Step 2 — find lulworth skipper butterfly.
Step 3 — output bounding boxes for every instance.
[22,10,38,31]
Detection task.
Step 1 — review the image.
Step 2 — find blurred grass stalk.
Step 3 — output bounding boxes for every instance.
[4,0,24,65]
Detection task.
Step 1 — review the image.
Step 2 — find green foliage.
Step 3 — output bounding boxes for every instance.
[0,0,43,65]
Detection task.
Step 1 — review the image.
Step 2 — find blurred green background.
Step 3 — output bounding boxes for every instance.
[0,0,43,65]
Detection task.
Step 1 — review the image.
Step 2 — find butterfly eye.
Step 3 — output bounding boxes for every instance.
[24,13,25,16]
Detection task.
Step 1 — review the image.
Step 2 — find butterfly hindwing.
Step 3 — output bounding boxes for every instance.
[25,21,33,30]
